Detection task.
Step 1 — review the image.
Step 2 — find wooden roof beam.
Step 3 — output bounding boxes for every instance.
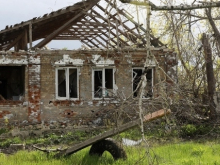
[54,36,89,40]
[94,4,140,45]
[89,9,129,47]
[68,29,104,34]
[84,20,118,48]
[80,17,118,48]
[96,3,141,43]
[86,35,106,48]
[81,40,93,48]
[105,0,164,46]
[33,0,99,49]
[76,21,110,27]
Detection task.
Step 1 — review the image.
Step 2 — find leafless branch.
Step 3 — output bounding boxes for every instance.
[120,0,220,11]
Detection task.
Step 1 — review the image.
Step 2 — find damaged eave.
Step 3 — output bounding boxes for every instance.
[54,54,84,66]
[37,47,175,58]
[0,53,28,65]
[91,54,115,67]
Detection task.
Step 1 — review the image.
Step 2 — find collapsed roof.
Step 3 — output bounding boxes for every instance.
[0,0,164,51]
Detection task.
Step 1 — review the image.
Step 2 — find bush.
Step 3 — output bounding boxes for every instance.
[181,124,197,137]
[0,128,9,135]
[180,124,214,137]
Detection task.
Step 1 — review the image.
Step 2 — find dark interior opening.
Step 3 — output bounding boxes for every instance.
[133,68,152,98]
[105,69,113,89]
[94,70,102,98]
[69,69,78,98]
[58,69,66,97]
[0,66,25,100]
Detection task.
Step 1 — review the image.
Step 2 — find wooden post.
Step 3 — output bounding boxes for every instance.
[15,29,28,51]
[115,20,119,49]
[23,28,28,51]
[29,23,32,49]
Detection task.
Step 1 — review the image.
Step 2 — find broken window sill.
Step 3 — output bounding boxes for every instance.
[53,100,82,106]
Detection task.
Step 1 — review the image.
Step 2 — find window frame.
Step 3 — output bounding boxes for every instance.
[55,67,79,100]
[92,67,115,100]
[132,67,154,99]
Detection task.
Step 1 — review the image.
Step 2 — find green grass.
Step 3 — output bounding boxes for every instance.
[151,141,220,165]
[1,141,220,165]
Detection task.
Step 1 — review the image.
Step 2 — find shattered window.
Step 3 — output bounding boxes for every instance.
[93,68,114,98]
[133,68,153,98]
[0,66,25,101]
[56,68,78,99]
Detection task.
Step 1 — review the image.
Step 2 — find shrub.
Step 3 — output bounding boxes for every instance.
[181,124,197,137]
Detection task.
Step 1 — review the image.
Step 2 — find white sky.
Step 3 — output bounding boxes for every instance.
[0,0,84,29]
[0,0,199,49]
[0,0,82,49]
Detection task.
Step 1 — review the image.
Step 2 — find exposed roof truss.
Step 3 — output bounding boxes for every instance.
[0,0,164,51]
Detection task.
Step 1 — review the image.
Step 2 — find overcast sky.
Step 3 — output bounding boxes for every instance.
[0,0,196,50]
[0,0,83,49]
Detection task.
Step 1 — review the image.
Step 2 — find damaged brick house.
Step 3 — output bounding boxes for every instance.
[0,0,177,128]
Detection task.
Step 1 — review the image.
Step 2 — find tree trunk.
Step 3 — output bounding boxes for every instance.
[201,33,217,120]
[206,8,220,47]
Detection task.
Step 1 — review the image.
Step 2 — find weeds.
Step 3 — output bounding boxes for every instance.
[1,141,220,165]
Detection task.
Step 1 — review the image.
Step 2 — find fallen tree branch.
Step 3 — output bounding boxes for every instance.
[120,0,220,10]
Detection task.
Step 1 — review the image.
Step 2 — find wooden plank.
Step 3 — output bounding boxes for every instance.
[64,109,171,156]
[22,28,28,50]
[76,21,110,27]
[29,23,32,49]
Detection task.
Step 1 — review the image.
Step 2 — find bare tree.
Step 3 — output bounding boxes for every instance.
[119,0,220,122]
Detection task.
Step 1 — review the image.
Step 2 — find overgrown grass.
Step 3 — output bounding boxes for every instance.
[1,141,220,165]
[151,141,220,164]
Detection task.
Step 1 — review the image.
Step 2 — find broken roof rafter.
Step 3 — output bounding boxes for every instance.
[89,7,130,47]
[103,1,146,45]
[75,20,111,27]
[79,14,118,48]
[81,40,94,48]
[33,0,100,49]
[106,0,164,46]
[0,0,168,51]
[77,17,113,44]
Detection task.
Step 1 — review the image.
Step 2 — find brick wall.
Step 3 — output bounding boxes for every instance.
[0,48,176,129]
[28,53,41,123]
